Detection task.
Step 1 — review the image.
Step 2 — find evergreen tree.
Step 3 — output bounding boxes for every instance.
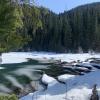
[0,0,23,53]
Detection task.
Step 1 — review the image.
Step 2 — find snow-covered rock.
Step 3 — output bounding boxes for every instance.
[41,74,57,86]
[58,74,75,83]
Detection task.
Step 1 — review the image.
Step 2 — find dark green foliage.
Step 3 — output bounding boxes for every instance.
[0,94,18,100]
[0,0,41,53]
[0,0,23,53]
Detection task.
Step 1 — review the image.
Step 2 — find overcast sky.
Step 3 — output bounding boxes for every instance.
[35,0,100,13]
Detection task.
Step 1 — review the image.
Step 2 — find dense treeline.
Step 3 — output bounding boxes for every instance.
[22,2,100,53]
[66,3,100,52]
[1,1,100,53]
[23,6,72,52]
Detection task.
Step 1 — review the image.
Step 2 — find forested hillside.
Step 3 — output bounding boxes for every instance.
[21,2,100,53]
[1,1,100,53]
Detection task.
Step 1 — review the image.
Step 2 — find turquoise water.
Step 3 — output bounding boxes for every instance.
[0,59,76,95]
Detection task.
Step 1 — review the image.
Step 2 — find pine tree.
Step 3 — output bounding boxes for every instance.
[0,0,23,53]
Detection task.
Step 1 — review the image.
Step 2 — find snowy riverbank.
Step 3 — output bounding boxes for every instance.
[1,52,100,64]
[1,52,100,100]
